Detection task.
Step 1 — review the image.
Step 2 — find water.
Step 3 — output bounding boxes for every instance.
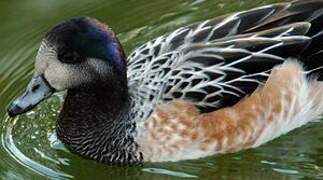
[1,0,323,179]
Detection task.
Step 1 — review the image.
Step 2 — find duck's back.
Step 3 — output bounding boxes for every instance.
[127,0,323,117]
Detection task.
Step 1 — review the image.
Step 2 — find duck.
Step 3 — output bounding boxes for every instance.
[7,0,323,165]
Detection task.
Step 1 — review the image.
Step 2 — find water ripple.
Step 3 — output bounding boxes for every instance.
[2,117,72,179]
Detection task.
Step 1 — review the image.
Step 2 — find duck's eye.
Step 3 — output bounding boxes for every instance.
[58,50,82,64]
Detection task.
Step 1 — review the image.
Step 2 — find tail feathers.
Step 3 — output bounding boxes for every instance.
[303,49,323,80]
[290,1,323,79]
[303,28,323,80]
[234,0,323,80]
[303,10,323,57]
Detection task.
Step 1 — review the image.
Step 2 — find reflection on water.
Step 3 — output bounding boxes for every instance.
[1,0,323,179]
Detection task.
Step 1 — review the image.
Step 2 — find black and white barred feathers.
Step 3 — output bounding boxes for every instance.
[127,0,323,119]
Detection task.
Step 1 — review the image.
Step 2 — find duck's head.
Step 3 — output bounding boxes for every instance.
[7,17,127,117]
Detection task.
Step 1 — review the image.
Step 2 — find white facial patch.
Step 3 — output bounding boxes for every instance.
[34,41,112,91]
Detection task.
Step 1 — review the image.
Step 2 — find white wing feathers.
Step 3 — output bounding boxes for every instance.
[127,1,323,114]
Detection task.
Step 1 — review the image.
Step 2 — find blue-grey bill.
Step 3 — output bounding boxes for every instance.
[7,75,55,117]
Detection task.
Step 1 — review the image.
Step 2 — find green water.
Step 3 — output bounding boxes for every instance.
[1,0,323,179]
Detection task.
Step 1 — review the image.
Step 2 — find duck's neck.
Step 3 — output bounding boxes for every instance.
[56,78,143,164]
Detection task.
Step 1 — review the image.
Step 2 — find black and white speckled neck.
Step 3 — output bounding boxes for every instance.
[56,77,143,165]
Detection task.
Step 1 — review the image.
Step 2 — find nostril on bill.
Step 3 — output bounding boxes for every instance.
[31,84,40,92]
[7,104,23,117]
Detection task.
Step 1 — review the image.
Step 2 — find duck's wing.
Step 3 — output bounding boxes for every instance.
[160,31,312,111]
[127,0,323,113]
[127,0,323,70]
[129,23,311,112]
